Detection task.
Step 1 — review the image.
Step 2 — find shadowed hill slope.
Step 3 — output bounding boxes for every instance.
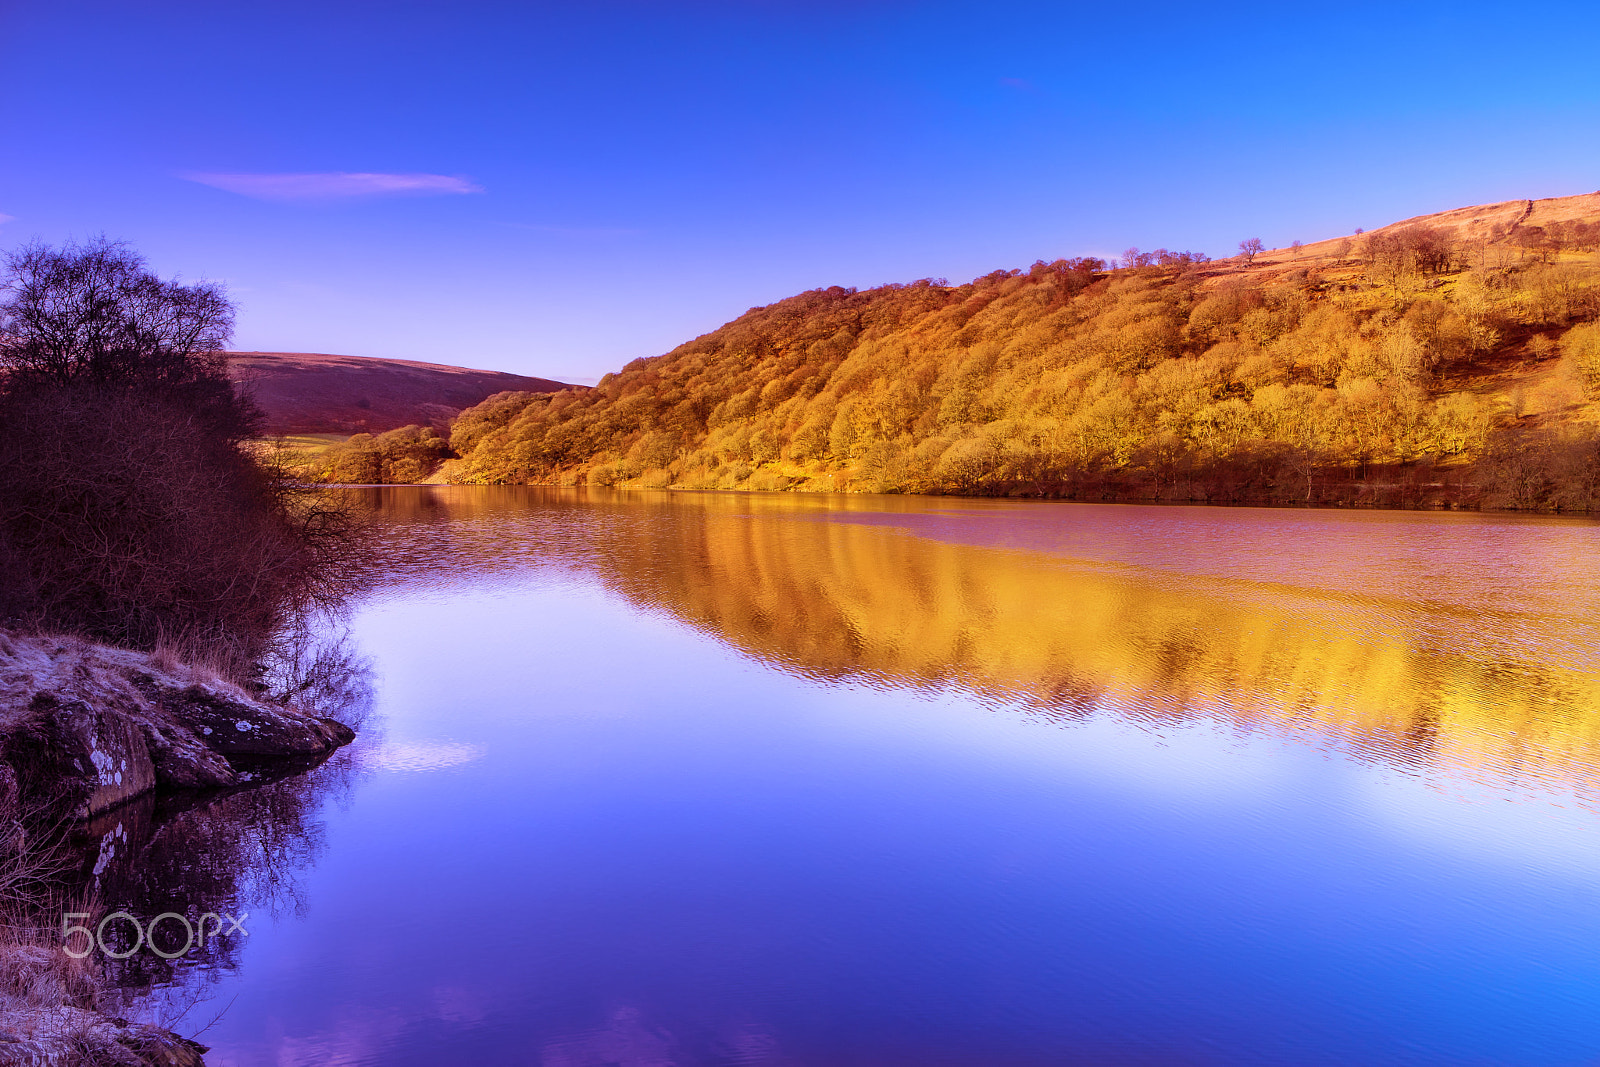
[449,191,1600,509]
[228,351,578,435]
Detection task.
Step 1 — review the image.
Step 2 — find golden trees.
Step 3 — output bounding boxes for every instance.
[1561,321,1600,398]
[447,233,1600,507]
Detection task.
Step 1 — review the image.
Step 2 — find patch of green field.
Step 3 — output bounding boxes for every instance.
[272,433,352,452]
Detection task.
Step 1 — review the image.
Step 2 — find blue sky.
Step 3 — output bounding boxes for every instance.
[3,0,1600,382]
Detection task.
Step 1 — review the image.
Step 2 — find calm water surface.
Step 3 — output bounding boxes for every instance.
[131,489,1600,1064]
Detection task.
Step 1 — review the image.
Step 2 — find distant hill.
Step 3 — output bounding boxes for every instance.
[1246,191,1600,272]
[446,190,1600,510]
[227,351,579,435]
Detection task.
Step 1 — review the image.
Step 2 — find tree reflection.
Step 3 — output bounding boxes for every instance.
[42,620,379,1025]
[355,486,1600,797]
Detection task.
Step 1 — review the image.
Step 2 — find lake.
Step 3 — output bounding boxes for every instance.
[101,488,1600,1065]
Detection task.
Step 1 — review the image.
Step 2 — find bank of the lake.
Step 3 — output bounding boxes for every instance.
[0,630,356,1066]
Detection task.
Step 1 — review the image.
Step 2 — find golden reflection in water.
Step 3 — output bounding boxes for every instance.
[370,488,1600,795]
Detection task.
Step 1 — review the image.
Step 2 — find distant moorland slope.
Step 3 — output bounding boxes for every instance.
[228,351,576,435]
[446,191,1600,510]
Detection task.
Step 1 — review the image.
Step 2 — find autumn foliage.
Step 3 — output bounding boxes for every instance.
[450,201,1600,509]
[306,425,453,484]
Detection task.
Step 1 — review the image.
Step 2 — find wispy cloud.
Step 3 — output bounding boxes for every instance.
[184,172,484,201]
[0,213,15,226]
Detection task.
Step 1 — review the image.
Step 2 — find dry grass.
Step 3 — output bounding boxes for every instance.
[148,636,236,692]
[0,848,109,1059]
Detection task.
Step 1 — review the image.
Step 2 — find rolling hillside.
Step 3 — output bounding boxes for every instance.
[228,351,578,435]
[447,191,1600,510]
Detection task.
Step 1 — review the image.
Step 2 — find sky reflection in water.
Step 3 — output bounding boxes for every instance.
[180,489,1600,1066]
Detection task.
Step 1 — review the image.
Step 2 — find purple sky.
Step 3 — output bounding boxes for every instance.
[4,0,1600,383]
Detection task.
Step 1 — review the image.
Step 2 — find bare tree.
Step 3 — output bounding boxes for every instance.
[1238,237,1265,264]
[0,237,255,440]
[1290,240,1304,258]
[2,239,229,379]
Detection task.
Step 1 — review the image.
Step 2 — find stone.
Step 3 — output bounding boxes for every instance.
[0,632,355,821]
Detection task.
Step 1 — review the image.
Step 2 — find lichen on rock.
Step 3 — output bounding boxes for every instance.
[0,630,360,1065]
[0,632,355,822]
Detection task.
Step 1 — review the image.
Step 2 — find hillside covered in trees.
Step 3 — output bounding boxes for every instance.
[446,192,1600,509]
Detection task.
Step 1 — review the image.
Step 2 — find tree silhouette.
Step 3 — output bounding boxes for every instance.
[1238,237,1265,264]
[0,239,365,661]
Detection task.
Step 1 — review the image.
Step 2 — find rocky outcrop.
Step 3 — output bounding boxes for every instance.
[0,631,359,1066]
[0,631,355,821]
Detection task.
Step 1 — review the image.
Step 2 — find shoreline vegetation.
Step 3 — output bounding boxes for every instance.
[0,239,365,669]
[0,627,356,1065]
[0,239,368,1064]
[285,191,1600,514]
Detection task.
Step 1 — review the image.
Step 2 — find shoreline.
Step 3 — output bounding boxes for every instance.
[335,479,1600,519]
[0,630,357,1066]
